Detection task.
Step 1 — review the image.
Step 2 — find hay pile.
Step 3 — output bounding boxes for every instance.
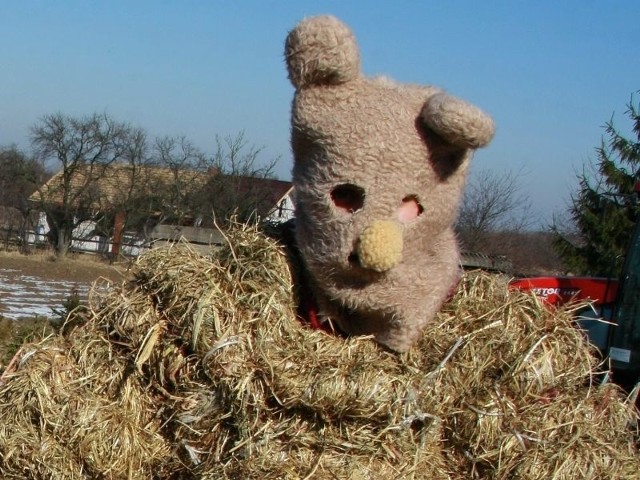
[0,223,637,479]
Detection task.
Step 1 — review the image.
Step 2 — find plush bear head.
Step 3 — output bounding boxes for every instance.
[285,15,495,352]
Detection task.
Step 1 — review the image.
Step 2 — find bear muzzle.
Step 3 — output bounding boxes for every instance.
[355,220,403,272]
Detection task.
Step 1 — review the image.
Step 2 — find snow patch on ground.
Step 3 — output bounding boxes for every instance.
[0,268,92,320]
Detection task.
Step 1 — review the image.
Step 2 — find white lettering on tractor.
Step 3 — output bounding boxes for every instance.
[532,287,580,298]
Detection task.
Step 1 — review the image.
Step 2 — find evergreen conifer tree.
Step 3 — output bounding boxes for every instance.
[553,97,640,276]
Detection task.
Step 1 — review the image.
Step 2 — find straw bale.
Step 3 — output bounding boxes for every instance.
[0,223,638,479]
[0,334,171,479]
[197,414,449,480]
[424,274,638,479]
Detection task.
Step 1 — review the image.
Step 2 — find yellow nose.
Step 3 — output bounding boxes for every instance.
[356,220,403,272]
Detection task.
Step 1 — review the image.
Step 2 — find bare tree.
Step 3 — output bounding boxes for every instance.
[113,131,282,247]
[0,145,48,212]
[0,145,49,249]
[30,113,132,256]
[27,118,284,256]
[456,169,535,253]
[210,131,277,177]
[88,126,155,250]
[195,131,281,224]
[146,135,209,226]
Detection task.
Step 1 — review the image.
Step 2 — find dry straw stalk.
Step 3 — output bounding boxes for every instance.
[0,222,637,479]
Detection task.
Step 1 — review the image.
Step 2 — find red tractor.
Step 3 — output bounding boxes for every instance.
[510,219,640,392]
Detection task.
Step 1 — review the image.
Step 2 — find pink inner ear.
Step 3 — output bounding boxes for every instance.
[397,196,423,223]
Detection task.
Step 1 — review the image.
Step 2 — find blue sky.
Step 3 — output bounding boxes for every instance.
[1,1,638,226]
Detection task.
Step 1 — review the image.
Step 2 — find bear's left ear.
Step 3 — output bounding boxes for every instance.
[285,15,361,89]
[421,93,495,149]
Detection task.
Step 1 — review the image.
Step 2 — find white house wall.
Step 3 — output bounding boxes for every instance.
[265,193,295,223]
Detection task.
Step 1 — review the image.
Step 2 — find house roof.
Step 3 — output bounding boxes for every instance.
[29,163,293,217]
[230,176,293,209]
[29,163,196,209]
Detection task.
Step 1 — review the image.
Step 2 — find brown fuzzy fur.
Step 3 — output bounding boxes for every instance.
[285,15,495,352]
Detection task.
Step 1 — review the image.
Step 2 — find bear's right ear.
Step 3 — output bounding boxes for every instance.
[285,15,361,89]
[420,93,495,150]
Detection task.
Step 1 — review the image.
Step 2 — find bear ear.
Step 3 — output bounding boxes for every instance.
[420,93,495,149]
[285,15,361,89]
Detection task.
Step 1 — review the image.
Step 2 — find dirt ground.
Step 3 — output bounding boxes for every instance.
[0,251,127,284]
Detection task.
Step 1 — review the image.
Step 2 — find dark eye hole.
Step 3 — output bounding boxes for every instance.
[331,184,365,213]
